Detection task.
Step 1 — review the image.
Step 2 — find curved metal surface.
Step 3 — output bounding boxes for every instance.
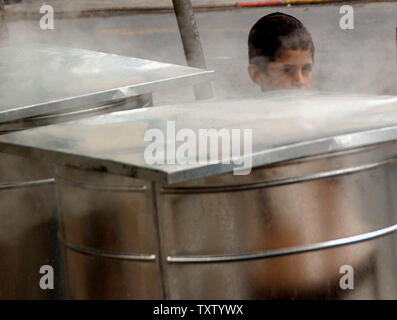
[55,167,164,299]
[0,94,153,133]
[158,140,397,299]
[55,173,147,192]
[0,45,214,300]
[2,91,397,299]
[161,157,397,194]
[0,178,55,191]
[167,224,397,263]
[58,233,156,261]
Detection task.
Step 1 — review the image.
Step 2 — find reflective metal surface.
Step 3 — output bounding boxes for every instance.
[166,224,397,263]
[157,141,397,299]
[0,45,214,299]
[53,141,397,299]
[0,94,152,133]
[0,151,58,299]
[0,94,154,299]
[0,45,214,123]
[55,166,163,299]
[0,95,155,299]
[1,91,397,299]
[2,91,397,183]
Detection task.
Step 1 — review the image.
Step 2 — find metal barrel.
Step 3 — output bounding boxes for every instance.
[0,94,152,299]
[54,166,163,299]
[55,141,397,299]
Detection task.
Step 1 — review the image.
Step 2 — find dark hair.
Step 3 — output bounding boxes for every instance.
[248,12,314,70]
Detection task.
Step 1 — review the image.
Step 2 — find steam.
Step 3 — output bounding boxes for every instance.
[1,1,395,244]
[1,2,397,299]
[3,3,397,102]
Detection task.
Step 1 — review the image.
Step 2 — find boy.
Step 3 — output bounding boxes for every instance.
[248,12,314,91]
[247,14,376,300]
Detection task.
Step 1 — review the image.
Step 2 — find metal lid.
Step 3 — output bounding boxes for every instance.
[0,45,214,123]
[1,90,397,184]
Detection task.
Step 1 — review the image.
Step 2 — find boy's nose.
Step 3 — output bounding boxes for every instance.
[294,71,303,83]
[292,71,304,87]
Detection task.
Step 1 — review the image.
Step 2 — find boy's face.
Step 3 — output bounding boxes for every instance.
[249,49,313,91]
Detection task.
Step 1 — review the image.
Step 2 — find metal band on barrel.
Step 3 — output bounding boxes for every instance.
[166,224,397,263]
[54,172,148,192]
[0,94,153,133]
[161,157,397,194]
[0,178,55,190]
[58,233,156,261]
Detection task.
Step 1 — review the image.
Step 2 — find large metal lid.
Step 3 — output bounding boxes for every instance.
[0,45,214,123]
[1,90,397,184]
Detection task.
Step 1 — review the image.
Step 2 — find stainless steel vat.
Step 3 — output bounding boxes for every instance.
[0,45,213,299]
[0,91,396,299]
[0,96,151,299]
[159,142,397,299]
[54,167,162,299]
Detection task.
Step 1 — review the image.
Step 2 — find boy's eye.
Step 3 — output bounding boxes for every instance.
[281,65,294,74]
[302,64,313,74]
